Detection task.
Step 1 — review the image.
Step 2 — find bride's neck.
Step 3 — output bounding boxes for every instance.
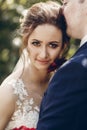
[22,64,51,85]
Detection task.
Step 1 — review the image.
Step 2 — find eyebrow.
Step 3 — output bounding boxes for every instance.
[32,39,61,44]
[32,39,41,42]
[49,41,61,44]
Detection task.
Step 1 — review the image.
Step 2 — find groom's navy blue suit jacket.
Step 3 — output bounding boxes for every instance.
[37,42,87,130]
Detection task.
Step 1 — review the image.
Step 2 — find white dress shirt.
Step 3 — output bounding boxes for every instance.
[80,35,87,47]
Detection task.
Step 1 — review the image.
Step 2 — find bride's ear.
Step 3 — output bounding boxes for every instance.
[59,42,69,58]
[58,44,66,58]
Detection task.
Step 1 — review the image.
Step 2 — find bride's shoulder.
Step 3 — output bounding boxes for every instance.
[0,70,22,99]
[1,68,22,86]
[0,72,23,127]
[0,70,28,102]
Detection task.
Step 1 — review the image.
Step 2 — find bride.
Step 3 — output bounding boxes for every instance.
[0,1,70,130]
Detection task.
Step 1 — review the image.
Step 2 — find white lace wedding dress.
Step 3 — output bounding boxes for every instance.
[5,78,41,130]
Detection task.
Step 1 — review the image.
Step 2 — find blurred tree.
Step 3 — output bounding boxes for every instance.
[0,0,79,84]
[0,0,22,83]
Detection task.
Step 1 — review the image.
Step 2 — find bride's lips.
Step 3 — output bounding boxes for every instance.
[37,59,50,64]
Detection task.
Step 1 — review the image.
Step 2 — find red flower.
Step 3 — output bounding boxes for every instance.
[12,126,36,130]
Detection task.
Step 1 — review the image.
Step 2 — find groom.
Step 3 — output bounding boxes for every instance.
[37,0,87,130]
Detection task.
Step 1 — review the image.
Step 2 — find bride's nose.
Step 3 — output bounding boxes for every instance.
[39,46,48,59]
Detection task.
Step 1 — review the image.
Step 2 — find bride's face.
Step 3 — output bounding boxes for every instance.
[27,24,64,71]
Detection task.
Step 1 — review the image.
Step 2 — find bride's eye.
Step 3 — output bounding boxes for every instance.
[31,40,40,47]
[49,42,59,49]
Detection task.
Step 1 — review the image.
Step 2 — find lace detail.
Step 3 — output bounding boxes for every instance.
[5,79,40,130]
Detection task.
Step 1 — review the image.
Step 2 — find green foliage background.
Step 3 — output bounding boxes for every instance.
[0,0,80,84]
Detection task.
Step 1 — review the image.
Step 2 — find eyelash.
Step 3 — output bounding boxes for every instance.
[49,43,58,49]
[31,41,59,49]
[31,41,40,46]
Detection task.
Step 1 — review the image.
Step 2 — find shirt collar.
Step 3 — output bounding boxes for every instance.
[80,35,87,47]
